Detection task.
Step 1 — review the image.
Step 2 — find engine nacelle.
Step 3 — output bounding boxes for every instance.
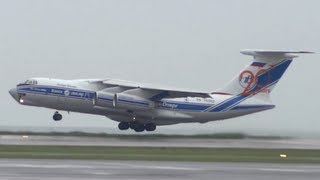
[94,91,115,108]
[114,93,155,111]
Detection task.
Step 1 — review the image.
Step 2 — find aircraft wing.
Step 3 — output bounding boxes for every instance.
[90,79,211,99]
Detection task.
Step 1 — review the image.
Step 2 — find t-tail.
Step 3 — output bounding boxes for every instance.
[216,50,314,100]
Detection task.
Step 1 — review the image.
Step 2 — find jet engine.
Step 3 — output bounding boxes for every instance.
[113,93,155,111]
[94,91,114,108]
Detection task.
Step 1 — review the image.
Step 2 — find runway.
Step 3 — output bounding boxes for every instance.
[1,136,320,179]
[0,159,319,180]
[1,135,320,149]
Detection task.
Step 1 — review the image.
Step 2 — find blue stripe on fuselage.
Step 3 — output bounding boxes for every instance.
[231,105,275,110]
[118,99,150,106]
[97,97,113,102]
[157,100,211,111]
[208,95,247,112]
[16,85,274,113]
[17,85,96,99]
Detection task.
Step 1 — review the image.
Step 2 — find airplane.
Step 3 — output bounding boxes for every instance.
[9,50,313,132]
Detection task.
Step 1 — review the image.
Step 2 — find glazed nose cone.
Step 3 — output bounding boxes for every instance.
[9,88,19,101]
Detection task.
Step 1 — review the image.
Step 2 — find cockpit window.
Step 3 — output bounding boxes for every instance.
[24,79,38,85]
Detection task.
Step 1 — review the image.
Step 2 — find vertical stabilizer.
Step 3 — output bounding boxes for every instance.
[216,50,313,98]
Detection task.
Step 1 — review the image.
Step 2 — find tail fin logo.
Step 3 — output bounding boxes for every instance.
[239,69,271,95]
[239,70,255,89]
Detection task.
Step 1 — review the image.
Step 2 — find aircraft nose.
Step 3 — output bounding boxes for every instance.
[9,88,18,101]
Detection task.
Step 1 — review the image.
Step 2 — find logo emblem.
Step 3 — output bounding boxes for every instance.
[239,71,255,89]
[64,90,70,96]
[239,69,272,95]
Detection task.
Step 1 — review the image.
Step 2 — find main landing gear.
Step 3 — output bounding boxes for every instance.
[53,111,63,121]
[118,122,156,132]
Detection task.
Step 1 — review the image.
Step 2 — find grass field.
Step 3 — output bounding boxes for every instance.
[0,145,319,164]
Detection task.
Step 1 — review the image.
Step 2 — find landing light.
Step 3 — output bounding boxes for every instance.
[19,98,24,104]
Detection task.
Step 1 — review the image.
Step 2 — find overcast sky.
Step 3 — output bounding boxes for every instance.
[1,0,319,136]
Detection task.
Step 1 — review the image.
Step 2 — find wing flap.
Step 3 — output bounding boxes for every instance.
[91,79,210,99]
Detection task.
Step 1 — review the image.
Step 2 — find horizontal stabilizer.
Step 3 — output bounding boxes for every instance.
[241,49,314,59]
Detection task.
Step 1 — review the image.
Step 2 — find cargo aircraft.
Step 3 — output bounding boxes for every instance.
[9,50,313,132]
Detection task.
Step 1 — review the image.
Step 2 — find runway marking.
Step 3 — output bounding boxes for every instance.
[147,166,203,171]
[119,163,204,171]
[96,161,205,171]
[0,162,203,171]
[3,135,320,149]
[0,164,95,169]
[258,168,309,172]
[89,172,113,175]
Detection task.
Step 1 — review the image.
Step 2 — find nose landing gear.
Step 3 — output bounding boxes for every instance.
[53,111,63,121]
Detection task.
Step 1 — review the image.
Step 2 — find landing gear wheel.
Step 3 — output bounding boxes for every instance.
[134,124,145,133]
[53,112,62,121]
[129,122,139,130]
[145,123,156,131]
[118,122,130,130]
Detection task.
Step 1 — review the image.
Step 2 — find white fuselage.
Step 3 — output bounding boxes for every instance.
[9,50,312,132]
[9,78,274,126]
